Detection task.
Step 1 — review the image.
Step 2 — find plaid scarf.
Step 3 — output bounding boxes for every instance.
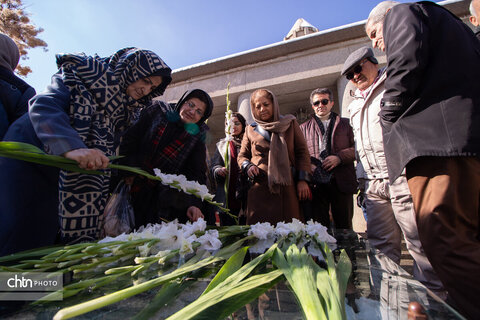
[314,112,336,160]
[145,101,207,175]
[57,48,171,243]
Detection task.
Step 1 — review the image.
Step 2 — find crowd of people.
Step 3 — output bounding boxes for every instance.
[0,1,478,318]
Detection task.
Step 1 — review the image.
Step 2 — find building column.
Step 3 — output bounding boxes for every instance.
[237,92,254,125]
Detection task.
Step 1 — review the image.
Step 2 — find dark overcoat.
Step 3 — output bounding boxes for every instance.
[380,2,480,182]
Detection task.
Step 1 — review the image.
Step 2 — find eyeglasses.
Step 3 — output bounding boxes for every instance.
[184,100,204,117]
[313,99,330,106]
[345,60,367,80]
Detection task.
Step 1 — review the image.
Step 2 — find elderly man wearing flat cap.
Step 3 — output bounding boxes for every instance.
[343,46,444,296]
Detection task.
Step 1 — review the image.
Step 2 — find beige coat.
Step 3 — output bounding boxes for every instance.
[348,69,390,180]
[237,120,311,224]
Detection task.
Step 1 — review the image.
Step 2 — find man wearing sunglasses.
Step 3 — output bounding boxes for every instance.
[342,46,444,297]
[366,2,480,317]
[299,88,357,231]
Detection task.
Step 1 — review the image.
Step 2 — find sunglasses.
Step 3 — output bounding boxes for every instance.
[313,99,330,106]
[345,60,367,80]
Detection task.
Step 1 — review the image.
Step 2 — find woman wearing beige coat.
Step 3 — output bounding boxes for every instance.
[238,89,311,225]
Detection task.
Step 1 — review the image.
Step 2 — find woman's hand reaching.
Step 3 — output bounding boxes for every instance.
[64,148,109,170]
[187,206,204,222]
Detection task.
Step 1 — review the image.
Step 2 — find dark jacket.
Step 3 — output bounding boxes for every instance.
[0,74,76,255]
[380,1,480,182]
[299,114,357,194]
[0,66,36,140]
[119,90,213,226]
[210,139,248,224]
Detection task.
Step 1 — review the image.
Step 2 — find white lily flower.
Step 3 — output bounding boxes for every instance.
[248,222,275,240]
[153,170,175,184]
[289,218,306,235]
[182,218,207,238]
[137,243,151,257]
[305,220,336,244]
[99,233,129,243]
[249,238,276,254]
[179,238,193,255]
[153,169,215,201]
[196,230,222,251]
[275,222,291,238]
[154,222,184,251]
[306,242,326,261]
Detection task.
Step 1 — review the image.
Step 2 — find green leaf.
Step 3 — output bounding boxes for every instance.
[167,244,279,320]
[133,268,213,320]
[273,244,327,320]
[201,246,248,295]
[187,272,282,320]
[167,270,282,320]
[52,237,249,320]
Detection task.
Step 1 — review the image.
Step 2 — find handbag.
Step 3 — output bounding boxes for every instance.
[103,181,135,236]
[311,156,332,185]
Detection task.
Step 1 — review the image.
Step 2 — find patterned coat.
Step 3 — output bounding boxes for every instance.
[0,48,171,255]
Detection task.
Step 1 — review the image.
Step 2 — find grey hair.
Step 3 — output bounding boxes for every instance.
[366,1,400,29]
[471,1,477,18]
[310,88,333,104]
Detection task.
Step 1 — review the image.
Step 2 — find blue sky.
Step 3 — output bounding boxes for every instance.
[22,0,443,92]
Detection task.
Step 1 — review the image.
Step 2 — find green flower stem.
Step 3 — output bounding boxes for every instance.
[32,270,132,305]
[53,237,248,320]
[0,246,63,264]
[57,259,84,269]
[0,142,227,212]
[69,255,128,273]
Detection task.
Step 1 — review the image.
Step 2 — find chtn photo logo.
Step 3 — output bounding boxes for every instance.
[0,272,63,301]
[6,274,58,288]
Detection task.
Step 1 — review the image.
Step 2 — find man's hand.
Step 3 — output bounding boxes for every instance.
[64,148,109,170]
[247,165,259,179]
[297,180,312,201]
[216,167,228,177]
[187,206,204,222]
[322,155,341,172]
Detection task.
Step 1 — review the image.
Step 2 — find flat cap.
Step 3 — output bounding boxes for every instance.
[341,47,378,75]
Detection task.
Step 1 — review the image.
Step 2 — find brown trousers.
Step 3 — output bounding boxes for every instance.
[406,156,480,319]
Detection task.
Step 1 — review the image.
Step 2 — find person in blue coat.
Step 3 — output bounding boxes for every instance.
[0,33,36,140]
[0,47,172,255]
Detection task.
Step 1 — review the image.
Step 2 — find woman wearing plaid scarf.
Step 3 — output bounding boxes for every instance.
[119,89,214,227]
